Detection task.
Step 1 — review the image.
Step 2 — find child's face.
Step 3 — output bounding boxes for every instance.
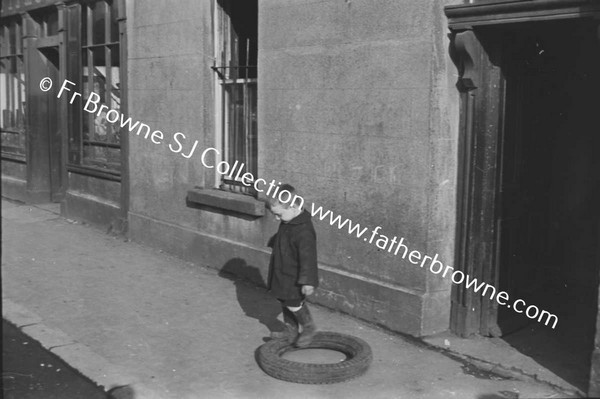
[269,202,299,222]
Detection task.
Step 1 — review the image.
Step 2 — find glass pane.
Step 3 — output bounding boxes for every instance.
[92,48,106,102]
[15,20,22,53]
[1,131,19,149]
[16,56,25,129]
[46,11,59,36]
[82,5,88,46]
[0,54,26,155]
[92,48,108,141]
[109,45,120,111]
[81,50,90,139]
[83,143,106,166]
[0,26,5,57]
[224,83,245,170]
[108,45,120,144]
[220,0,257,72]
[110,0,119,43]
[0,59,5,129]
[10,57,18,125]
[221,81,257,184]
[82,144,120,170]
[6,57,17,128]
[106,146,120,166]
[247,82,257,175]
[91,1,107,45]
[9,21,17,55]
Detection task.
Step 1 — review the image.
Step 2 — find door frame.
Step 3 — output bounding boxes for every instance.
[36,37,65,202]
[445,3,600,395]
[444,1,600,336]
[21,5,69,203]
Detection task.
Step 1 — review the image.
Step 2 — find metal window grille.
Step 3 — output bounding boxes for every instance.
[214,0,257,195]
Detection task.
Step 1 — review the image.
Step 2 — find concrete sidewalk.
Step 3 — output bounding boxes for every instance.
[1,199,577,399]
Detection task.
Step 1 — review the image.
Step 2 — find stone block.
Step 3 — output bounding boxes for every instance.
[52,343,137,390]
[187,188,266,217]
[2,299,43,327]
[22,324,75,349]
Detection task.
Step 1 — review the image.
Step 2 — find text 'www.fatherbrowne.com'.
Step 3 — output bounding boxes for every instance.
[309,204,559,330]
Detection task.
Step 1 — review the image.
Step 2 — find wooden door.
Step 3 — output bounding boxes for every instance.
[36,42,64,202]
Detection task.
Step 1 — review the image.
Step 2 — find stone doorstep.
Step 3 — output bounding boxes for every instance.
[2,298,159,399]
[421,332,583,398]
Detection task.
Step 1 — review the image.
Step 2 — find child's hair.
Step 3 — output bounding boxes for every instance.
[268,183,305,210]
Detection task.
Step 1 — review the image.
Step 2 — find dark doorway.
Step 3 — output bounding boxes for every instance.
[492,19,600,391]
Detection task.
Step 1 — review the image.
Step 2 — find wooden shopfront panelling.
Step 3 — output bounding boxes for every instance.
[1,0,62,17]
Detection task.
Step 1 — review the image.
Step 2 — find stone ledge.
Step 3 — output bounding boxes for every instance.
[186,187,266,217]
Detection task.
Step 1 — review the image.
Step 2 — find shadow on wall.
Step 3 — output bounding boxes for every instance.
[218,257,285,338]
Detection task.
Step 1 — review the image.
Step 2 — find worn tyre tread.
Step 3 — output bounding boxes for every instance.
[256,331,372,384]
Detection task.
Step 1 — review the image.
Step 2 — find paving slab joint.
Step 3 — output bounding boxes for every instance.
[48,343,79,351]
[17,322,42,329]
[437,347,583,398]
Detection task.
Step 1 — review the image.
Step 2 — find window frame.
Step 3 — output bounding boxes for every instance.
[66,0,123,178]
[0,16,27,162]
[212,0,258,196]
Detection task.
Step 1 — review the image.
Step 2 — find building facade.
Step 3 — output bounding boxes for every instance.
[2,0,599,395]
[1,0,128,228]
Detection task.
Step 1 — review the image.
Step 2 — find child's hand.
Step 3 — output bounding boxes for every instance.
[301,285,315,296]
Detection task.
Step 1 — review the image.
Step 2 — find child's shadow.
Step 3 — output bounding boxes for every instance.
[218,257,284,341]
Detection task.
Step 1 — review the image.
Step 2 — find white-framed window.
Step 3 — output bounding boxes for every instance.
[213,0,258,194]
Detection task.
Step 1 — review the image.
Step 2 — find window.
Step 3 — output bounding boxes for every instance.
[213,0,258,194]
[0,17,26,159]
[31,7,59,38]
[69,0,121,173]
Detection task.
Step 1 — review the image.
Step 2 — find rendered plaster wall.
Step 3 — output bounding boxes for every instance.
[257,0,460,335]
[127,0,461,336]
[126,0,211,222]
[126,0,278,259]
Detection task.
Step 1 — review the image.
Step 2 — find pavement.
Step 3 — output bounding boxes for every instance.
[2,318,109,399]
[1,198,581,399]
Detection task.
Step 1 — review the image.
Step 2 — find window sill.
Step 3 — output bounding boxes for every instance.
[187,187,265,217]
[1,152,26,163]
[67,164,121,182]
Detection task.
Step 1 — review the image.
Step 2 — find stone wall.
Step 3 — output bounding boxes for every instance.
[127,0,461,336]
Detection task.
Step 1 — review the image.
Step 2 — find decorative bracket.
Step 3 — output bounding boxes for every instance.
[450,29,481,92]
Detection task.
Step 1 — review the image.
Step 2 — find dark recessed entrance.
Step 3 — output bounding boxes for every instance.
[493,19,600,391]
[446,1,600,394]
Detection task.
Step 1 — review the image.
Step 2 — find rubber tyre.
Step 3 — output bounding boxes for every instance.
[256,331,372,384]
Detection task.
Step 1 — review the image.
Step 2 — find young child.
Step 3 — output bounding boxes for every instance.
[267,183,318,347]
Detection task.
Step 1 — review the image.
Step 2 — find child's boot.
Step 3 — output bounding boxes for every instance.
[270,307,299,343]
[294,303,317,347]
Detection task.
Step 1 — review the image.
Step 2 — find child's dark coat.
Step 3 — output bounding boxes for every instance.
[267,209,318,300]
